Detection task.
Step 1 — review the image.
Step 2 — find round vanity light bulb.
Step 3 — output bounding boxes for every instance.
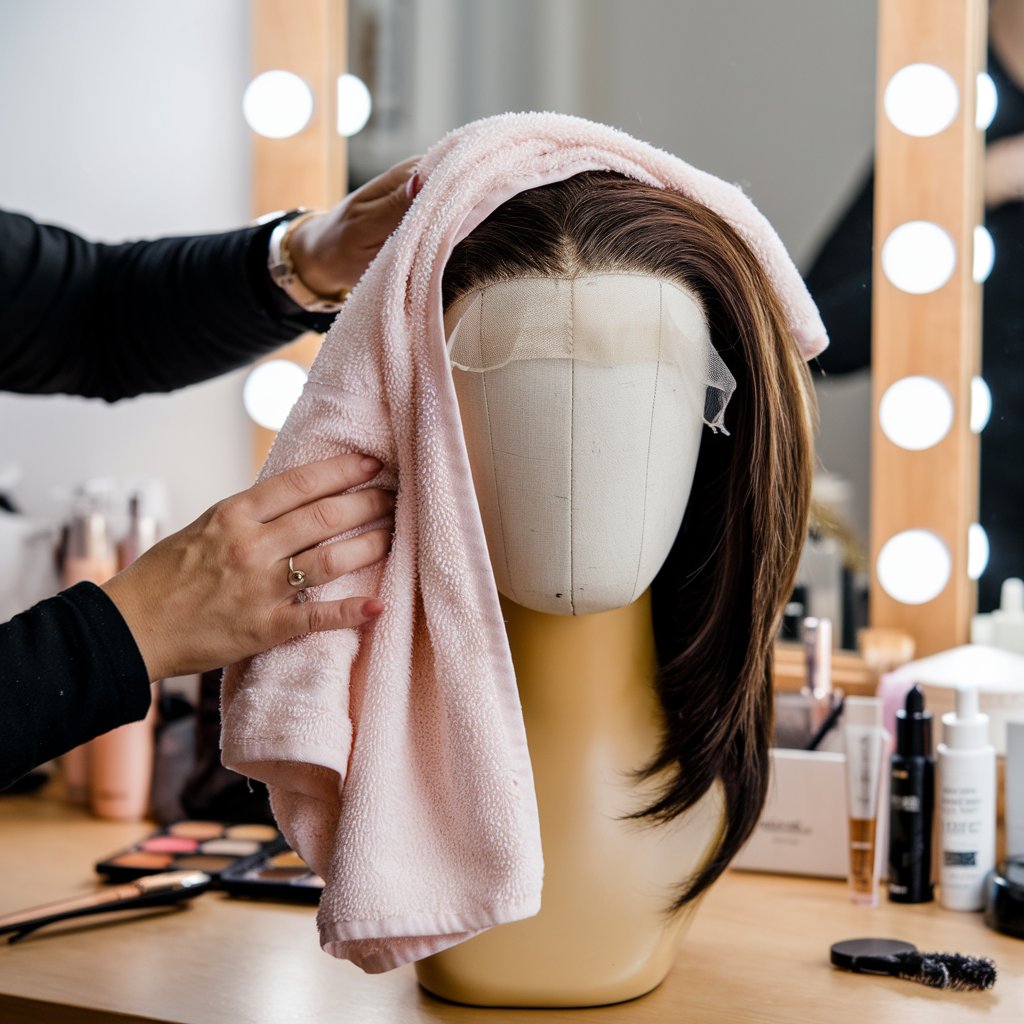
[877,529,952,605]
[971,376,992,433]
[968,523,990,581]
[243,360,308,431]
[973,225,995,283]
[881,221,956,294]
[336,73,372,137]
[883,63,959,137]
[242,70,314,139]
[977,71,998,131]
[879,375,954,451]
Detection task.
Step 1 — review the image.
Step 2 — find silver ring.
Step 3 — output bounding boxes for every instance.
[287,555,306,588]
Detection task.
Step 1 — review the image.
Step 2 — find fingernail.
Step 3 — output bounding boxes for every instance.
[405,172,421,200]
[360,456,381,473]
[362,599,384,618]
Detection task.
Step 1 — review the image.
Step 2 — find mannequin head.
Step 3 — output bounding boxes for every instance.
[443,171,815,910]
[443,271,724,615]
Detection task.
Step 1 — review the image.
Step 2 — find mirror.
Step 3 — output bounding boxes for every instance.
[347,0,879,646]
[1,1,994,655]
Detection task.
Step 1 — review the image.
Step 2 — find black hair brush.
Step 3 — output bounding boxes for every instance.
[830,938,997,992]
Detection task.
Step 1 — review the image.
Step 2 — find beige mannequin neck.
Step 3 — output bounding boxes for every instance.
[415,591,724,1008]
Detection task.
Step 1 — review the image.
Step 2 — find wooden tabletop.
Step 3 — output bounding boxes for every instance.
[0,786,1019,1023]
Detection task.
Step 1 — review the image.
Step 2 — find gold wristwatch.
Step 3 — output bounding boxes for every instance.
[264,209,349,314]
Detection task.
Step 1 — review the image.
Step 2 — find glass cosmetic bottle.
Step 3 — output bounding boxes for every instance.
[844,696,886,906]
[61,490,118,804]
[88,491,161,821]
[887,685,934,903]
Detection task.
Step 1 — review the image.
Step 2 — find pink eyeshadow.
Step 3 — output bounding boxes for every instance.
[141,836,199,854]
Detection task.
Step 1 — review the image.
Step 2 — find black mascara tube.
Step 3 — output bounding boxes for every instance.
[887,685,935,903]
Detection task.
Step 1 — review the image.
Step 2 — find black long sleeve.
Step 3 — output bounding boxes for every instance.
[0,211,336,787]
[803,172,874,376]
[0,209,334,400]
[0,583,150,788]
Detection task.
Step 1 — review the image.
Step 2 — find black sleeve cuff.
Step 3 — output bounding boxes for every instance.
[0,582,151,789]
[246,218,338,335]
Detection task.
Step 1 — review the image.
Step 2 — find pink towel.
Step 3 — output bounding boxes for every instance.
[220,112,827,974]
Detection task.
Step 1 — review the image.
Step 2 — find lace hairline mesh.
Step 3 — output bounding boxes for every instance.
[444,273,737,434]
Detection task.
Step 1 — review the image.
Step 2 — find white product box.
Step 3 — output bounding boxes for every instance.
[732,748,889,880]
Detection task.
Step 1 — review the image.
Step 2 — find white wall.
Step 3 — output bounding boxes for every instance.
[0,0,254,536]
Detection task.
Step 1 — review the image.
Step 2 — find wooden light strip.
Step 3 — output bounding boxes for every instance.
[870,0,986,655]
[250,0,347,473]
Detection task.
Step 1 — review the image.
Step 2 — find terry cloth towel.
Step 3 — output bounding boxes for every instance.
[221,111,829,975]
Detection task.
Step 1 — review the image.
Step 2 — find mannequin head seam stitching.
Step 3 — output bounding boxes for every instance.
[569,276,576,616]
[631,281,661,602]
[478,289,518,606]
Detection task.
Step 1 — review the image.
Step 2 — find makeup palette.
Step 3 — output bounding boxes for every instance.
[96,821,284,884]
[220,847,325,905]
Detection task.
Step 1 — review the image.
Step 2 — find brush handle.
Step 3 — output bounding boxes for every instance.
[0,870,211,941]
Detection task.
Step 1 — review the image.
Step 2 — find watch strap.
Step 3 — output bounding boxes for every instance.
[266,210,349,314]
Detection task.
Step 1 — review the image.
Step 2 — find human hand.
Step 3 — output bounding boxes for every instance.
[287,155,422,296]
[101,454,393,680]
[985,132,1024,208]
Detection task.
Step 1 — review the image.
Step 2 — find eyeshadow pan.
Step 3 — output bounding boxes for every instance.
[141,836,199,854]
[173,855,236,872]
[225,824,279,842]
[169,821,224,840]
[219,850,324,903]
[200,839,261,857]
[110,852,174,869]
[269,850,306,868]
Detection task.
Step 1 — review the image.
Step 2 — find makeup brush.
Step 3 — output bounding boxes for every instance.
[0,870,212,942]
[830,938,997,991]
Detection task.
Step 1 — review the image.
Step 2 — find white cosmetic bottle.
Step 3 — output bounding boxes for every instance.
[937,686,996,911]
[991,577,1024,655]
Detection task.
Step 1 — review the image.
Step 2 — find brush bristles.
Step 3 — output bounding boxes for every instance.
[893,951,997,992]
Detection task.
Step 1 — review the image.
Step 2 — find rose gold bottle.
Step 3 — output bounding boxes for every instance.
[61,492,119,804]
[89,491,161,821]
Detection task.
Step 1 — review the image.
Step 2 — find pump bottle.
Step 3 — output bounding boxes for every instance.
[887,685,934,903]
[61,490,118,803]
[88,492,161,821]
[937,686,995,911]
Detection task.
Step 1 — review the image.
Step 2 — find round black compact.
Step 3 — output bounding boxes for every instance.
[985,857,1024,940]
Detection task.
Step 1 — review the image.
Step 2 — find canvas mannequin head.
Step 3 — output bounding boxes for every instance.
[443,272,733,616]
[442,170,816,912]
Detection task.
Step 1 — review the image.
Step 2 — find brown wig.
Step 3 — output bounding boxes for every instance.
[442,171,816,912]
